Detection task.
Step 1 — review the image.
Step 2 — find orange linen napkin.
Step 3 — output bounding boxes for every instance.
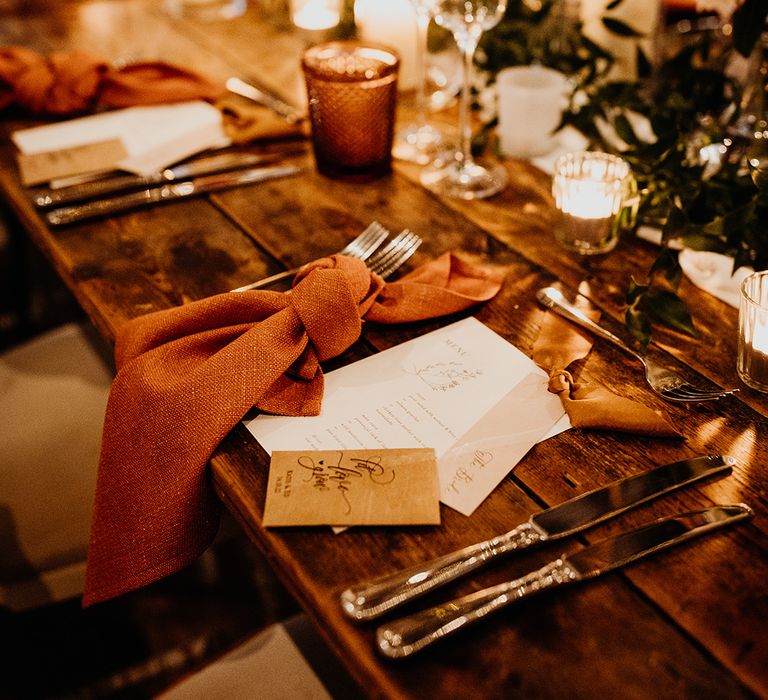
[532,298,680,438]
[0,46,225,114]
[83,253,503,606]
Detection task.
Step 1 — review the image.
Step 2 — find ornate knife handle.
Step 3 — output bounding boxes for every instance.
[376,558,578,659]
[340,522,543,621]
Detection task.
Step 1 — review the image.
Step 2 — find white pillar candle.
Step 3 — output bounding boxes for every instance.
[291,0,341,30]
[355,0,418,90]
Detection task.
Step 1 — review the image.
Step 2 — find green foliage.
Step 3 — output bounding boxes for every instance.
[479,0,768,347]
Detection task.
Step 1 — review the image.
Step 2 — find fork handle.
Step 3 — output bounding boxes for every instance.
[230,266,303,292]
[536,287,643,363]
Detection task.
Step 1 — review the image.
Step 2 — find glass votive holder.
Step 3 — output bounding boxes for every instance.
[737,270,768,392]
[552,151,634,256]
[302,41,400,182]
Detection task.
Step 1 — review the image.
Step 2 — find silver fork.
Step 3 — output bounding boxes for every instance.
[230,220,390,292]
[365,229,422,278]
[536,286,737,403]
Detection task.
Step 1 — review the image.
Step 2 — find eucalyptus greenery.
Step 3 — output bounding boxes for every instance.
[478,0,768,349]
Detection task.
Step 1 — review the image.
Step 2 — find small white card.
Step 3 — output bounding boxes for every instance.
[12,101,229,178]
[247,318,567,517]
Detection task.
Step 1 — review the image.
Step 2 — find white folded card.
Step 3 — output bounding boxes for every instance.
[246,317,567,517]
[12,100,229,179]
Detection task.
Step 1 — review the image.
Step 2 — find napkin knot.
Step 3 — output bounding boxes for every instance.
[291,255,384,361]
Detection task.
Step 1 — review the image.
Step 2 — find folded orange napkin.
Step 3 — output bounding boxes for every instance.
[0,46,225,114]
[532,297,680,438]
[83,253,503,606]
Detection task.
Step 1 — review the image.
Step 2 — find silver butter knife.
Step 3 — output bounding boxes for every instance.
[45,164,301,226]
[33,151,302,208]
[377,504,753,658]
[226,76,305,125]
[340,454,734,621]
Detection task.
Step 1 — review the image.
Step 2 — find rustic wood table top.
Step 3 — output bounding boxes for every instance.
[1,2,766,698]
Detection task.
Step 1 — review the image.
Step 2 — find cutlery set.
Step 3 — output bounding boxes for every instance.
[32,148,304,226]
[339,455,753,658]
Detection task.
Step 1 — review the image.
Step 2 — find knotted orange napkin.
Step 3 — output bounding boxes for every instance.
[532,297,680,438]
[83,253,503,606]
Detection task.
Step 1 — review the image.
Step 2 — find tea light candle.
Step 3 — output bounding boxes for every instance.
[552,151,631,255]
[738,271,768,392]
[355,0,418,90]
[291,0,340,30]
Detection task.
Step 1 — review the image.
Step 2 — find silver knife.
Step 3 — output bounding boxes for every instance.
[376,503,753,658]
[340,454,734,621]
[226,76,305,125]
[45,164,301,226]
[32,150,303,208]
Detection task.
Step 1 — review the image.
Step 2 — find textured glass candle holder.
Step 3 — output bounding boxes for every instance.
[738,270,768,392]
[552,151,632,256]
[302,42,399,182]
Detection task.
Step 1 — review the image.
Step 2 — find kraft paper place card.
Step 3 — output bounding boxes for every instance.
[263,448,440,527]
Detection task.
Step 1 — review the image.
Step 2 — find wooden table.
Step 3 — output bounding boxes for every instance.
[2,3,766,698]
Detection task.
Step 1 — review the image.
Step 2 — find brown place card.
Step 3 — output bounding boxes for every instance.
[263,448,441,527]
[17,138,128,186]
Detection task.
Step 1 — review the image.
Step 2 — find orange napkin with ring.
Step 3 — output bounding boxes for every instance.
[532,297,680,438]
[83,253,503,606]
[0,47,303,141]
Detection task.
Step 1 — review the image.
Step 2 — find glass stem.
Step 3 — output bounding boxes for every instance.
[457,32,478,169]
[413,10,431,130]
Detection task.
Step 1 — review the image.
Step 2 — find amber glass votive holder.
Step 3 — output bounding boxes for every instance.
[738,270,768,392]
[301,41,400,182]
[552,151,633,256]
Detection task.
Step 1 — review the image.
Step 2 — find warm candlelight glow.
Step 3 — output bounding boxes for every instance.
[751,314,768,354]
[738,271,768,392]
[557,179,622,219]
[552,151,631,255]
[291,0,340,30]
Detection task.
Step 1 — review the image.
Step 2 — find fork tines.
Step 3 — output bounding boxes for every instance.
[367,229,422,278]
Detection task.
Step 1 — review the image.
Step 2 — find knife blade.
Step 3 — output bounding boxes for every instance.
[226,76,305,125]
[340,454,734,621]
[376,503,753,658]
[45,164,301,226]
[32,150,304,208]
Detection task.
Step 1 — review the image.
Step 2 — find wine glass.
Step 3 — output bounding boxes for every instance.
[420,0,508,199]
[393,0,445,164]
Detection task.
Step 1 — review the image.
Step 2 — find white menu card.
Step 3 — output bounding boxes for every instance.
[246,318,567,516]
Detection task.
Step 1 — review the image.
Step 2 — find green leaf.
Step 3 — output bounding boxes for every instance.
[602,17,643,37]
[643,289,699,338]
[613,113,640,146]
[650,249,682,290]
[677,232,728,252]
[605,0,624,9]
[626,305,652,350]
[627,276,648,303]
[636,44,652,80]
[662,204,688,242]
